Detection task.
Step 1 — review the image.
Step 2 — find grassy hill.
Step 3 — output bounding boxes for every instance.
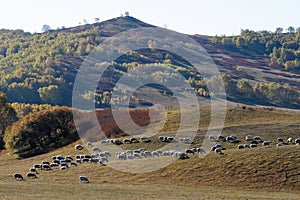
[0,16,299,108]
[0,106,300,199]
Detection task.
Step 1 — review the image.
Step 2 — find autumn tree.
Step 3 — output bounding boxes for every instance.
[0,92,18,149]
[4,107,78,157]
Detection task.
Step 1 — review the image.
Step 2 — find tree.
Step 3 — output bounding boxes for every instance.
[237,80,253,96]
[0,92,18,149]
[4,107,78,157]
[42,24,51,32]
[125,11,129,17]
[287,26,295,33]
[275,27,283,34]
[94,17,100,22]
[37,85,62,105]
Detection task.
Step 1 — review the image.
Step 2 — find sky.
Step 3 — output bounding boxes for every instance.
[0,0,299,36]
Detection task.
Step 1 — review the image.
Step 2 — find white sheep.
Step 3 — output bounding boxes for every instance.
[277,137,284,143]
[262,141,271,146]
[245,135,253,141]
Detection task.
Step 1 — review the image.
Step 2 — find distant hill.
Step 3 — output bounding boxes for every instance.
[0,16,299,108]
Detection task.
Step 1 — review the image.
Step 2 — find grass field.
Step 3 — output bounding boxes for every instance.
[0,105,300,199]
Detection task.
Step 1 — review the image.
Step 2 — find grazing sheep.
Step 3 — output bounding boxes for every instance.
[140,136,151,143]
[295,138,300,145]
[245,135,253,141]
[100,139,110,145]
[29,168,38,174]
[112,139,123,145]
[13,173,23,180]
[179,137,193,144]
[26,172,37,178]
[123,138,132,144]
[41,164,51,170]
[250,144,258,148]
[215,144,223,149]
[208,135,217,142]
[158,136,165,141]
[75,144,84,150]
[287,138,293,144]
[99,157,109,163]
[60,166,67,170]
[243,144,250,148]
[214,147,223,154]
[116,152,127,160]
[60,162,68,168]
[79,176,89,183]
[185,149,194,154]
[76,159,82,164]
[87,142,93,147]
[50,163,59,167]
[253,136,261,141]
[178,153,189,160]
[56,155,65,160]
[82,158,90,163]
[262,141,271,147]
[33,164,41,169]
[70,162,77,166]
[218,135,226,142]
[238,144,245,149]
[42,161,50,165]
[250,140,259,144]
[92,147,101,152]
[197,148,206,154]
[226,136,235,142]
[277,137,284,143]
[104,151,112,157]
[53,159,60,164]
[130,137,139,143]
[276,143,284,147]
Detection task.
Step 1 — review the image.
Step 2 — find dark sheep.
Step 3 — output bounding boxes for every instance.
[33,164,41,169]
[130,138,139,143]
[13,173,23,180]
[26,172,37,178]
[277,137,284,143]
[75,144,84,150]
[185,149,194,154]
[79,176,89,183]
[218,135,226,142]
[29,168,38,174]
[123,138,132,144]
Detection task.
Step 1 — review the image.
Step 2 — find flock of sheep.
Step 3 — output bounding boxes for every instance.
[13,134,300,182]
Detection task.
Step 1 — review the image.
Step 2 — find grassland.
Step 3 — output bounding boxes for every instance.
[0,105,300,199]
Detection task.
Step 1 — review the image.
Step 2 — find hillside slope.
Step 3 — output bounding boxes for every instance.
[0,16,299,108]
[1,106,299,194]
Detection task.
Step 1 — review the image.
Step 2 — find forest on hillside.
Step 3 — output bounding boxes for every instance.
[0,18,299,108]
[212,27,300,71]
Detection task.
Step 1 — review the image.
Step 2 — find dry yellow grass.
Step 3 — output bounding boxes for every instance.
[0,105,300,199]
